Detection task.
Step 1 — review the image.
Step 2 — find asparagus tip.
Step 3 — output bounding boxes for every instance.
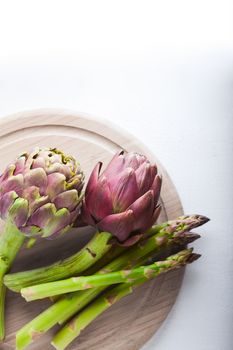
[187,253,201,263]
[190,214,210,227]
[198,215,210,225]
[176,214,210,230]
[173,232,201,245]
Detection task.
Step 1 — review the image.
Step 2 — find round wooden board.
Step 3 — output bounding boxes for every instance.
[0,109,184,350]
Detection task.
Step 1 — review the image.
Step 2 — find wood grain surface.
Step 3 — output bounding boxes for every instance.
[0,109,184,350]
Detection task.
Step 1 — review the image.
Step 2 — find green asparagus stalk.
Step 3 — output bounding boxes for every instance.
[51,249,200,350]
[0,219,25,340]
[5,214,208,293]
[21,246,201,300]
[15,230,201,350]
[4,231,112,292]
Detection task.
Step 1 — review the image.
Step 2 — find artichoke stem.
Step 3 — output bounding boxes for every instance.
[0,219,25,340]
[5,231,112,292]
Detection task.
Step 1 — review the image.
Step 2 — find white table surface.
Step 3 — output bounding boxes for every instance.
[0,1,232,349]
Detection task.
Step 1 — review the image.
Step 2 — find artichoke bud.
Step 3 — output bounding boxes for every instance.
[81,150,162,245]
[0,148,85,238]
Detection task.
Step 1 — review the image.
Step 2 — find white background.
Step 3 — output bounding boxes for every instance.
[0,1,232,349]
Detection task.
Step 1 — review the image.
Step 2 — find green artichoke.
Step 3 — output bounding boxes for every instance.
[0,147,84,340]
[0,148,84,237]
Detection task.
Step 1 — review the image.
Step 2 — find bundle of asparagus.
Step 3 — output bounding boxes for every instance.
[15,215,205,350]
[0,149,209,350]
[51,249,199,350]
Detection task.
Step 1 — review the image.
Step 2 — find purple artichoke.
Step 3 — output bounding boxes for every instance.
[82,150,162,244]
[0,148,84,238]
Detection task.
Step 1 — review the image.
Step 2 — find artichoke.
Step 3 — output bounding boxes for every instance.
[0,148,84,340]
[3,150,162,298]
[82,150,162,244]
[0,148,84,237]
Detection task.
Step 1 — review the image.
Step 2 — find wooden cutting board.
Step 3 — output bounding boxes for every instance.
[0,109,184,350]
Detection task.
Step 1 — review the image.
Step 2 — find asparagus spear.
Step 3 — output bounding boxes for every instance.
[15,231,201,349]
[21,248,201,300]
[50,249,200,350]
[5,215,208,292]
